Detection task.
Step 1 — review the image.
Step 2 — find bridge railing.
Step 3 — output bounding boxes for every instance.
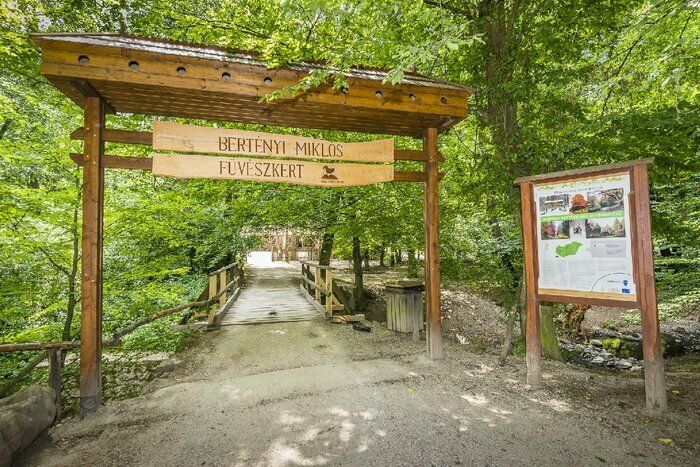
[207,261,244,325]
[0,259,245,416]
[299,261,344,318]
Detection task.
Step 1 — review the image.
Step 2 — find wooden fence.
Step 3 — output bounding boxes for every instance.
[0,260,244,417]
[299,261,344,318]
[207,262,244,325]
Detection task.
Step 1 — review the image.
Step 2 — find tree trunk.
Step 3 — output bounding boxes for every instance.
[362,248,370,270]
[319,232,334,267]
[352,237,365,311]
[396,249,402,264]
[499,272,525,365]
[62,182,81,344]
[389,248,396,266]
[540,304,563,361]
[407,248,418,278]
[379,245,386,267]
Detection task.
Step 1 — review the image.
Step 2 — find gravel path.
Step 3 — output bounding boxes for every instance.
[16,266,699,465]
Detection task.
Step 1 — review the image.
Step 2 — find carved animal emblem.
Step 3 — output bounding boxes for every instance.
[322,165,338,180]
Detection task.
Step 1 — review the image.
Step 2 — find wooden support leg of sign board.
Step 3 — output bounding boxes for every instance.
[519,181,542,387]
[423,128,443,361]
[79,96,106,415]
[632,164,667,414]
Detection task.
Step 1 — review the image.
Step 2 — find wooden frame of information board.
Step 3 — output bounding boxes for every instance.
[515,158,667,414]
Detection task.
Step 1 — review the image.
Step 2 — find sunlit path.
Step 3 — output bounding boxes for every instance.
[220,251,321,325]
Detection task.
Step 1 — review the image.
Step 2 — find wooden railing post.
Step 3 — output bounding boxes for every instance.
[326,269,333,316]
[219,269,227,310]
[48,349,62,421]
[314,266,321,302]
[208,273,217,323]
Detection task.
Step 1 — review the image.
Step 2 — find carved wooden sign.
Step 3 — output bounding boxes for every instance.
[152,153,394,187]
[153,121,394,163]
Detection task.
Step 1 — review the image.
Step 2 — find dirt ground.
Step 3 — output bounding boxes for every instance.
[18,317,700,466]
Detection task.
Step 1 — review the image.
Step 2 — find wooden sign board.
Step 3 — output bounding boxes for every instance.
[516,158,667,413]
[153,121,394,163]
[152,153,394,187]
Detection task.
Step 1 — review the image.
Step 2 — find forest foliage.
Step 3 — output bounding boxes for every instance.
[1,0,698,369]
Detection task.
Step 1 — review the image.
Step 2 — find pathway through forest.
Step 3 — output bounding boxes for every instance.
[18,265,699,465]
[220,260,320,325]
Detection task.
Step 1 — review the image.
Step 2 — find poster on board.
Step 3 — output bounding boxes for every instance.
[534,173,636,298]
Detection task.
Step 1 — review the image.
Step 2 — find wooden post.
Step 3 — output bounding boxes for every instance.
[632,164,667,413]
[519,181,542,386]
[326,268,333,316]
[48,349,62,421]
[423,128,443,360]
[208,274,217,323]
[219,270,227,309]
[314,266,321,303]
[79,96,105,415]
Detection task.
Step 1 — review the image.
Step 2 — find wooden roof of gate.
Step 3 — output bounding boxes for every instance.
[31,33,473,137]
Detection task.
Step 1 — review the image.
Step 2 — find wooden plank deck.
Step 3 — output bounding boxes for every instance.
[220,265,322,325]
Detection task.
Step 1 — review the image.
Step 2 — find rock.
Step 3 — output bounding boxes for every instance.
[590,356,605,365]
[590,339,603,348]
[615,360,633,370]
[155,358,181,375]
[140,352,172,365]
[0,385,56,465]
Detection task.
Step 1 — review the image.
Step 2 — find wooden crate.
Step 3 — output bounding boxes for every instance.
[385,282,424,342]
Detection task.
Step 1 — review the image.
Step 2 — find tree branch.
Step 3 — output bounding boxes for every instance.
[424,0,476,18]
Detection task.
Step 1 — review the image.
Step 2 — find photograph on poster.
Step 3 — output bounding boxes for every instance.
[587,188,624,212]
[571,220,584,236]
[541,220,570,240]
[539,194,569,215]
[569,193,588,213]
[586,217,626,238]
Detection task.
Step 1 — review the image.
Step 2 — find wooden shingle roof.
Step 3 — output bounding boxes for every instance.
[32,33,473,137]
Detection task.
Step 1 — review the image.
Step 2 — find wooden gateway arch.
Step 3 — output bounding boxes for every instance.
[31,33,473,414]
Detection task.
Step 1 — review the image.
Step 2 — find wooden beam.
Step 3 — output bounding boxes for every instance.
[632,164,667,413]
[70,153,153,171]
[69,80,116,114]
[394,149,445,162]
[423,128,443,361]
[395,170,426,182]
[519,181,542,386]
[70,127,153,145]
[79,96,105,415]
[514,158,654,185]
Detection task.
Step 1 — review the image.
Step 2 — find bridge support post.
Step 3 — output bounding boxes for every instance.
[423,127,443,361]
[79,96,106,415]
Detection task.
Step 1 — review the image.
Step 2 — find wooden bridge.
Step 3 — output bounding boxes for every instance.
[220,265,324,325]
[0,255,351,417]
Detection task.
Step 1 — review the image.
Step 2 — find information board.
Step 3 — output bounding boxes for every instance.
[534,173,636,300]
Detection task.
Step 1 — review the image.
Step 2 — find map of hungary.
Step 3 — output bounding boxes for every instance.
[556,241,583,257]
